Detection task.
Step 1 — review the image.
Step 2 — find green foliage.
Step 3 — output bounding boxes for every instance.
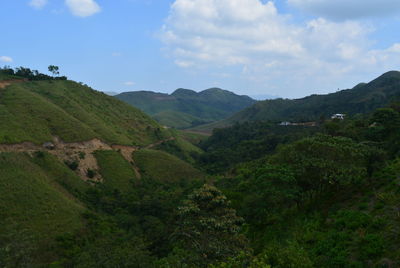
[234,164,300,226]
[171,184,249,267]
[0,153,85,264]
[154,135,203,163]
[133,149,204,183]
[271,135,371,194]
[48,65,60,76]
[198,122,318,173]
[86,169,96,178]
[94,150,138,192]
[65,160,79,170]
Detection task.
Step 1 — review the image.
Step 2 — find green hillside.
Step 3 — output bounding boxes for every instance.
[133,149,204,183]
[0,68,206,267]
[0,79,169,145]
[192,71,400,133]
[115,87,256,129]
[0,152,87,265]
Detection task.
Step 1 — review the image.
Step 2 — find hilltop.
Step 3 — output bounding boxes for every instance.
[192,71,400,133]
[115,87,256,129]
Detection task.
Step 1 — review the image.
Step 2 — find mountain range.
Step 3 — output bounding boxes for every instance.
[192,71,400,133]
[115,88,256,129]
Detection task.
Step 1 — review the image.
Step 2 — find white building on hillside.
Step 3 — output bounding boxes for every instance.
[331,114,345,120]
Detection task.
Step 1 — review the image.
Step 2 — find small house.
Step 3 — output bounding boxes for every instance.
[331,114,345,120]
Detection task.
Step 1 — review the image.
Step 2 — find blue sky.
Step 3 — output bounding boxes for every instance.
[1,0,400,98]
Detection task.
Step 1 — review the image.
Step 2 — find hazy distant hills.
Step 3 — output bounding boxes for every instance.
[192,71,400,133]
[115,88,256,129]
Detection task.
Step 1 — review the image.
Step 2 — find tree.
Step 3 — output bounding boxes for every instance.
[171,184,249,267]
[236,164,300,226]
[271,135,369,197]
[48,65,60,77]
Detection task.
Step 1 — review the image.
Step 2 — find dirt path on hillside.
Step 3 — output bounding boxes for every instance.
[144,137,175,149]
[0,136,175,182]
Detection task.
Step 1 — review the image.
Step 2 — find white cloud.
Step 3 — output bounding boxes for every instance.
[29,0,48,9]
[65,0,101,17]
[124,81,135,86]
[288,0,400,20]
[112,52,122,57]
[0,56,13,63]
[161,0,400,97]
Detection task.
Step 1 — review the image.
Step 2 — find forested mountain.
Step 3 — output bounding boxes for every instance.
[115,87,256,129]
[192,71,400,133]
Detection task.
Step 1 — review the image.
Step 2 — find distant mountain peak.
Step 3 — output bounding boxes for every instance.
[171,88,197,97]
[379,70,400,78]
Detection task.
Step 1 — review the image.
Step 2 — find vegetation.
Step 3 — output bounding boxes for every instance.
[192,71,400,133]
[0,78,170,145]
[1,65,67,81]
[2,69,400,267]
[133,149,204,183]
[0,152,86,265]
[94,150,138,192]
[115,87,256,129]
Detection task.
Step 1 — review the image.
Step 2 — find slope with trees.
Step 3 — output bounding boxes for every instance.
[192,71,400,133]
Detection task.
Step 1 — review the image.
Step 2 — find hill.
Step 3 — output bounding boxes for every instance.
[0,80,171,146]
[114,87,256,129]
[0,68,204,266]
[192,71,400,133]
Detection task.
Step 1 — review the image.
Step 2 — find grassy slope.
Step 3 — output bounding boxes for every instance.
[0,80,168,145]
[94,150,138,192]
[153,110,203,129]
[133,149,204,183]
[0,152,86,263]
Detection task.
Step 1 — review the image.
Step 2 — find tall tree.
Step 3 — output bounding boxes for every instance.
[48,65,60,77]
[172,184,249,266]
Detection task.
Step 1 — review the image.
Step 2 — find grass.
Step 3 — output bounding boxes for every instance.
[133,149,204,183]
[0,80,170,145]
[153,110,206,129]
[178,129,209,144]
[94,150,138,192]
[0,152,86,264]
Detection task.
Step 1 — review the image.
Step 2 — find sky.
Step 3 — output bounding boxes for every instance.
[1,0,400,98]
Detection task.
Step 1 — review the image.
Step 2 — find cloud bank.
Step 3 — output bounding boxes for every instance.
[161,0,400,96]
